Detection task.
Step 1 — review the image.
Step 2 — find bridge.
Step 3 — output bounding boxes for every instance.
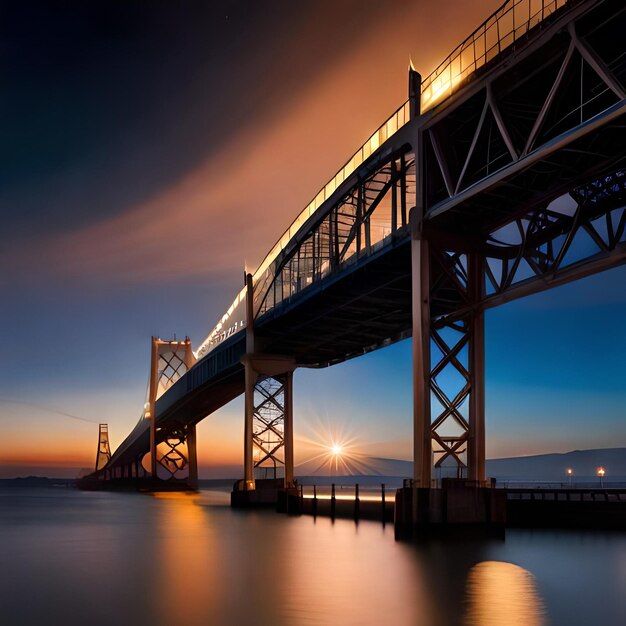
[87,0,626,521]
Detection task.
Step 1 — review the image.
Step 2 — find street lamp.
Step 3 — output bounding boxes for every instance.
[597,466,606,488]
[566,468,573,487]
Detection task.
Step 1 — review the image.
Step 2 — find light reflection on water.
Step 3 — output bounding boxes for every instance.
[151,492,224,625]
[464,561,544,626]
[1,488,625,626]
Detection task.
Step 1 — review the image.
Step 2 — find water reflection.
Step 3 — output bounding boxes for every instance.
[3,488,626,626]
[152,492,223,625]
[148,491,437,625]
[279,516,434,626]
[464,561,545,626]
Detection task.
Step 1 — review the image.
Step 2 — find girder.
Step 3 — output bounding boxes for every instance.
[435,169,626,324]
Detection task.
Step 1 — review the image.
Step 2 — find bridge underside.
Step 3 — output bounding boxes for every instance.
[158,161,625,441]
[257,239,413,367]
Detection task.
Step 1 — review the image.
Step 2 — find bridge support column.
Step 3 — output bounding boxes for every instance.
[243,272,257,491]
[284,370,294,488]
[186,424,198,490]
[240,355,297,493]
[149,338,159,479]
[146,336,197,489]
[410,208,431,489]
[427,250,487,483]
[398,235,501,537]
[237,272,297,504]
[468,254,485,483]
[243,356,256,490]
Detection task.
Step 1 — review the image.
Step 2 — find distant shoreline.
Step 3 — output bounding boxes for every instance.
[3,447,626,486]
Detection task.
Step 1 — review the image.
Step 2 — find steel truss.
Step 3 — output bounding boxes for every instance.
[426,168,626,480]
[152,424,194,480]
[155,341,190,397]
[423,1,626,226]
[147,338,197,483]
[416,0,626,483]
[481,169,626,305]
[433,169,626,324]
[254,150,416,319]
[252,375,287,480]
[421,245,485,480]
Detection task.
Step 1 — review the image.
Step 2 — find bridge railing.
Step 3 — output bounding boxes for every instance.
[252,150,415,319]
[250,100,412,285]
[195,0,573,360]
[421,0,569,110]
[195,98,411,359]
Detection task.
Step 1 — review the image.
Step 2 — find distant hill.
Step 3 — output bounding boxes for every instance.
[3,449,625,484]
[486,448,626,481]
[295,448,626,482]
[0,476,75,488]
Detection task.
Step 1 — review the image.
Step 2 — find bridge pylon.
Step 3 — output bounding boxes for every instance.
[410,209,486,487]
[147,336,198,489]
[95,423,111,472]
[398,206,501,536]
[234,273,297,504]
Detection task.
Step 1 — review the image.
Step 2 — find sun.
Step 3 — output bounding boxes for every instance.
[294,416,380,476]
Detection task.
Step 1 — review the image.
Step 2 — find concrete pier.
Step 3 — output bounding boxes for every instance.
[394,479,506,538]
[230,478,285,508]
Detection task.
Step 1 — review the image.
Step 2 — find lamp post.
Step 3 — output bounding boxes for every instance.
[566,468,573,488]
[597,466,606,488]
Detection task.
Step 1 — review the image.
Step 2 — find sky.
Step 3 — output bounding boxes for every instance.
[1,0,624,478]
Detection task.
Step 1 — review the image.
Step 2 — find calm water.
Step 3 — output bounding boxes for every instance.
[1,488,625,626]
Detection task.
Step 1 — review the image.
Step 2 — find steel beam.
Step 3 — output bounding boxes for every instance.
[243,357,256,490]
[187,424,198,490]
[410,205,432,488]
[467,253,485,483]
[284,370,294,487]
[149,337,158,478]
[243,273,256,490]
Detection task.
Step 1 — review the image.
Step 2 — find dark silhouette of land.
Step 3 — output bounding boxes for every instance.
[3,448,625,485]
